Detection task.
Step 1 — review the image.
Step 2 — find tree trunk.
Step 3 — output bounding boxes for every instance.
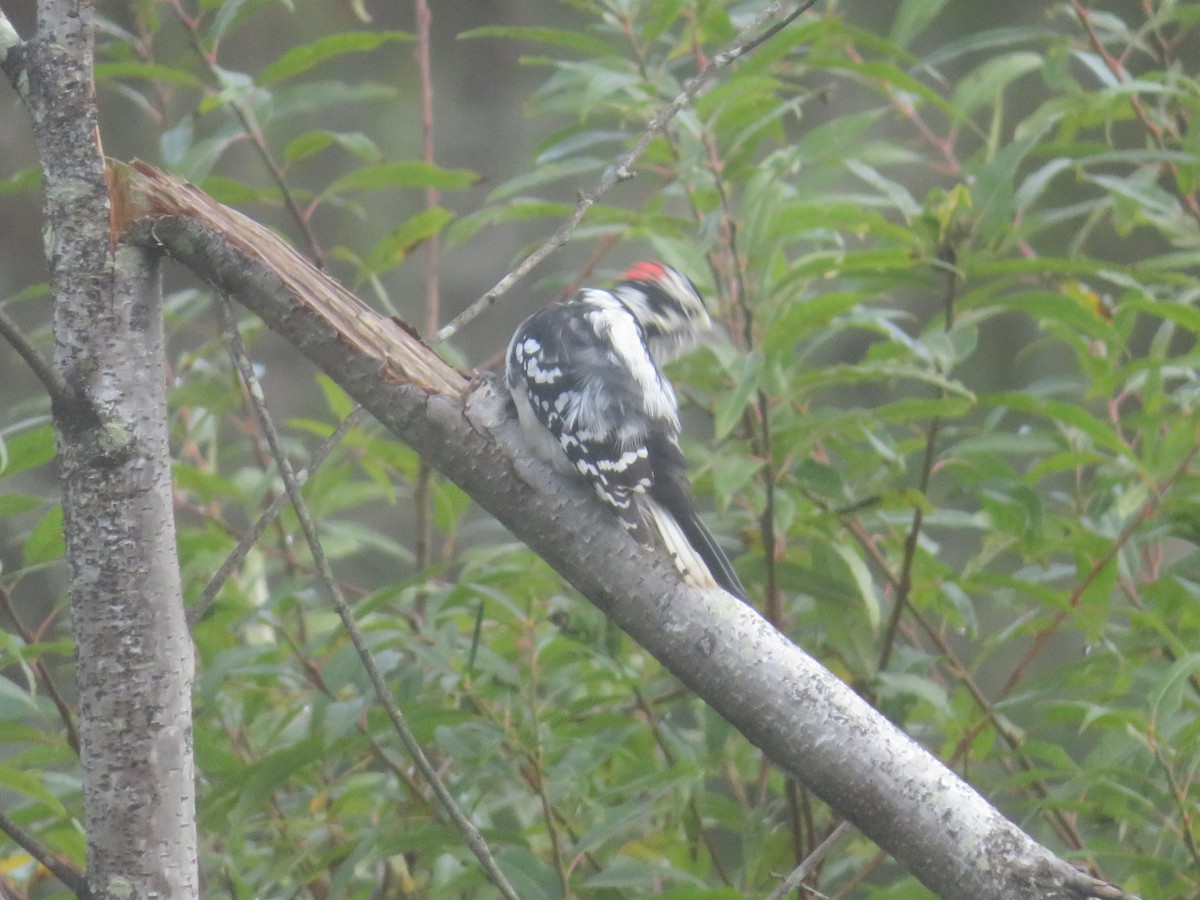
[57,246,198,899]
[5,3,199,896]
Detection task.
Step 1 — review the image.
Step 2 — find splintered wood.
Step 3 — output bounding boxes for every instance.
[118,159,466,397]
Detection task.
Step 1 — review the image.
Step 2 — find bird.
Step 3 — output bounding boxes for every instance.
[505,262,747,601]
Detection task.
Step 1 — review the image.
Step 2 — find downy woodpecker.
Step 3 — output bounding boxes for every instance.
[506,262,747,601]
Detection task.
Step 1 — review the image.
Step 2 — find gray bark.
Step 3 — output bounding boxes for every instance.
[122,167,1134,900]
[1,5,198,898]
[58,247,198,899]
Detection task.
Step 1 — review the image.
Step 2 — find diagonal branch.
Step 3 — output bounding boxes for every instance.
[118,160,1137,900]
[0,304,74,410]
[0,809,89,899]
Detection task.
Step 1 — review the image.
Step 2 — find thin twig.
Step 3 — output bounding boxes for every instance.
[1068,0,1200,224]
[0,584,79,754]
[631,688,735,886]
[214,296,520,900]
[997,438,1200,699]
[436,0,821,343]
[525,645,571,897]
[415,0,440,337]
[765,821,851,900]
[186,404,366,626]
[878,260,958,671]
[0,305,74,410]
[0,809,90,898]
[877,417,938,672]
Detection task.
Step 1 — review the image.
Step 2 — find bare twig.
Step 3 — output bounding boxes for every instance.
[437,0,821,343]
[878,260,959,671]
[214,296,519,900]
[998,438,1200,699]
[765,821,852,900]
[0,584,79,754]
[0,305,74,410]
[631,688,735,886]
[0,809,90,898]
[186,404,366,626]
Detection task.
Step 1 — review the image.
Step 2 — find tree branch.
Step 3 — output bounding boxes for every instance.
[0,304,74,409]
[12,0,197,893]
[119,160,1138,900]
[0,809,89,898]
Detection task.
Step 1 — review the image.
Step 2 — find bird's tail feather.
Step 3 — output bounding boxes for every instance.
[641,497,748,602]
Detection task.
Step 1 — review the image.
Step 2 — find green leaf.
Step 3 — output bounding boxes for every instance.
[448,199,573,244]
[891,0,951,48]
[1150,653,1200,724]
[986,392,1131,457]
[327,162,479,195]
[458,25,619,58]
[834,541,881,631]
[0,494,43,517]
[0,424,56,480]
[363,206,454,274]
[0,763,69,816]
[876,671,949,713]
[970,135,1039,240]
[259,31,414,85]
[199,176,279,205]
[0,167,42,196]
[764,292,864,354]
[232,739,324,813]
[844,159,921,219]
[206,0,255,46]
[284,130,380,165]
[94,61,203,87]
[492,847,560,900]
[1118,297,1200,336]
[270,80,397,119]
[714,352,761,440]
[316,374,356,420]
[953,51,1044,116]
[923,26,1049,68]
[24,506,64,567]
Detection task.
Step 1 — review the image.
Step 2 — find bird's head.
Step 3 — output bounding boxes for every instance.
[613,262,713,365]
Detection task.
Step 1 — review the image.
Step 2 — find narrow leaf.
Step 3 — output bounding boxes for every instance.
[24,506,64,566]
[953,52,1043,115]
[94,62,203,87]
[834,541,881,631]
[328,162,479,194]
[714,352,761,440]
[891,0,950,48]
[260,31,414,85]
[364,207,454,274]
[458,26,619,58]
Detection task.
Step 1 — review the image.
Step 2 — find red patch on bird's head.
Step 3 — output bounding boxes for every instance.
[621,261,668,284]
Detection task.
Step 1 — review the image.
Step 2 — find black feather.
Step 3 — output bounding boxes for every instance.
[646,431,748,602]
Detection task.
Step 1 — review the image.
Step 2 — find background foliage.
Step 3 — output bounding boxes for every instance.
[1,0,1198,897]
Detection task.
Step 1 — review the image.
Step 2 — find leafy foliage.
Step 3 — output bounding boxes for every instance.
[1,1,1198,898]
